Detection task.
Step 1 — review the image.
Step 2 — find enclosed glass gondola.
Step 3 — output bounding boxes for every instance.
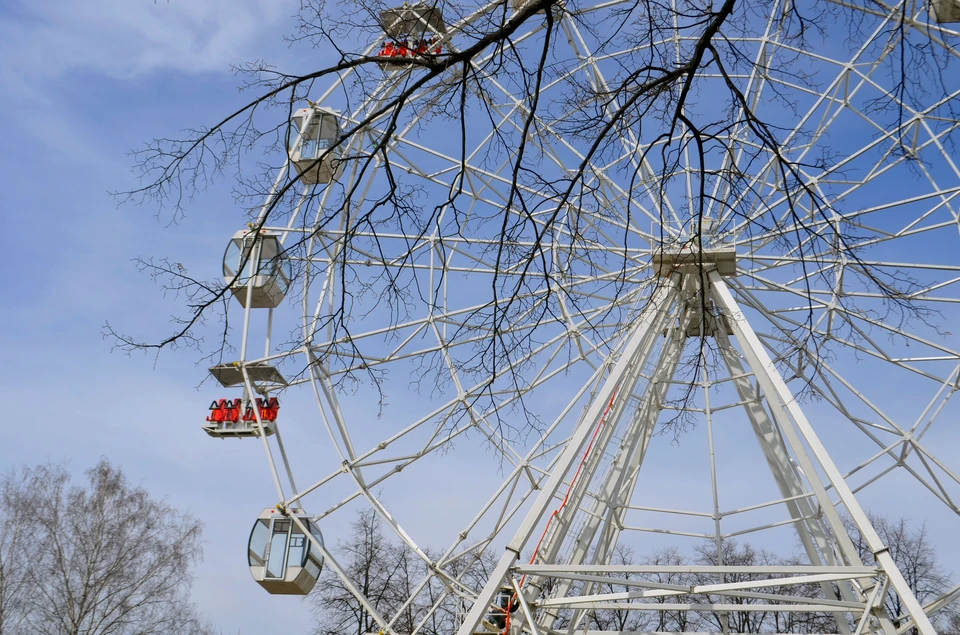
[477,584,518,633]
[510,0,544,13]
[248,508,324,595]
[377,3,446,66]
[931,0,960,21]
[222,230,292,309]
[289,107,343,184]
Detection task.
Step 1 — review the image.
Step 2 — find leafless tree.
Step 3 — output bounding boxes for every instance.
[846,514,959,634]
[583,545,657,632]
[106,0,955,439]
[312,509,417,635]
[637,546,699,632]
[643,518,957,634]
[309,510,958,633]
[0,460,216,635]
[0,471,35,634]
[311,509,498,635]
[692,540,839,633]
[418,545,500,635]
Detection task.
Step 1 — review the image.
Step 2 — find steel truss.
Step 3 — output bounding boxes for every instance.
[453,270,934,635]
[200,0,960,631]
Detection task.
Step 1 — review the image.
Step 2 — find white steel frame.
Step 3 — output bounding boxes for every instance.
[201,0,960,632]
[455,269,935,635]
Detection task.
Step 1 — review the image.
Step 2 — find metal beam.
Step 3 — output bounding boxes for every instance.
[454,280,680,635]
[709,272,937,635]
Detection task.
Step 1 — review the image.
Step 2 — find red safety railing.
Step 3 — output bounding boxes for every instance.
[206,397,280,424]
[501,384,622,634]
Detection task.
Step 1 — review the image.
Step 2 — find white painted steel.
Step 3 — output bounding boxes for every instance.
[710,274,936,634]
[201,0,960,630]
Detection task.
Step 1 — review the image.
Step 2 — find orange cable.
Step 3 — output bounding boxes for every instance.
[501,384,621,634]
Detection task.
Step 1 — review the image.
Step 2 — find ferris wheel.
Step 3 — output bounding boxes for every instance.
[194,0,960,632]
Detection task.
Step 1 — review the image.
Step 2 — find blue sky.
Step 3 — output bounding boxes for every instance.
[0,2,325,631]
[0,4,526,631]
[2,1,960,633]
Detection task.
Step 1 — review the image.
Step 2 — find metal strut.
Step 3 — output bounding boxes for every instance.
[454,269,937,635]
[456,279,680,635]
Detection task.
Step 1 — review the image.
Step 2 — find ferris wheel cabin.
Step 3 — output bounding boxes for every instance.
[377,3,446,66]
[511,0,544,13]
[476,585,519,633]
[931,0,960,21]
[290,107,343,185]
[248,508,325,595]
[201,397,279,438]
[201,363,287,438]
[223,230,292,309]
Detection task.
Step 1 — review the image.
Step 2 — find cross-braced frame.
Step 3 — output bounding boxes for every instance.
[143,0,960,631]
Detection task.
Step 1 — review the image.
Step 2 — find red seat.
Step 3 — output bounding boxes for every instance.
[258,397,281,422]
[206,398,229,423]
[224,398,242,423]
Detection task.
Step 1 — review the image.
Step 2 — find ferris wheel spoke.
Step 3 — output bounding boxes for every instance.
[426,325,534,469]
[375,129,654,251]
[719,8,930,235]
[844,262,960,304]
[820,405,960,510]
[498,34,789,232]
[907,444,960,509]
[707,0,801,219]
[557,18,685,228]
[810,118,960,217]
[307,420,495,524]
[746,206,958,274]
[719,95,881,230]
[910,441,960,505]
[437,467,529,566]
[845,451,956,509]
[190,0,960,623]
[756,113,960,258]
[474,80,666,238]
[780,13,911,159]
[430,359,647,571]
[761,335,905,440]
[749,333,935,489]
[730,313,949,469]
[742,256,960,277]
[300,268,647,376]
[293,400,499,509]
[296,309,635,488]
[825,0,960,44]
[736,271,960,375]
[889,364,960,473]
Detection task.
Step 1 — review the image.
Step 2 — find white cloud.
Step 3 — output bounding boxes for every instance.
[0,0,299,160]
[0,0,291,96]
